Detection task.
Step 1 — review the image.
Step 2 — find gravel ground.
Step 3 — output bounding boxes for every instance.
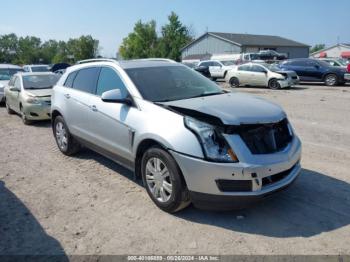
[0,83,350,256]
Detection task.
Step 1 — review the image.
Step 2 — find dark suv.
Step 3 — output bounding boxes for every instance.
[278,58,350,86]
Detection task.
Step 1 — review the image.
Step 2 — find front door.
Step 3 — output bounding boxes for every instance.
[88,66,134,162]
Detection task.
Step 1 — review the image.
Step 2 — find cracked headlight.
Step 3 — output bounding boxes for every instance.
[184,117,239,163]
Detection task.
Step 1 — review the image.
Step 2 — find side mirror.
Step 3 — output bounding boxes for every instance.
[101,89,132,105]
[10,86,20,92]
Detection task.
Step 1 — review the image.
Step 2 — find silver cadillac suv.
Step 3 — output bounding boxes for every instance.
[51,58,302,212]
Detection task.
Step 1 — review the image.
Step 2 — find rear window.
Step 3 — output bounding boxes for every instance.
[31,66,49,72]
[71,67,100,93]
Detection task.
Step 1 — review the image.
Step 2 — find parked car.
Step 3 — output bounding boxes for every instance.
[181,61,198,69]
[23,64,50,73]
[51,58,302,212]
[318,58,349,68]
[0,64,24,103]
[4,72,59,124]
[258,50,287,60]
[225,63,299,89]
[197,60,236,80]
[278,58,350,86]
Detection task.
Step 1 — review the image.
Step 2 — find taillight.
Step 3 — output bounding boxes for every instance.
[347,64,350,73]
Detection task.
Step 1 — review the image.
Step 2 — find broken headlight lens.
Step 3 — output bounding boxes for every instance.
[184,117,239,163]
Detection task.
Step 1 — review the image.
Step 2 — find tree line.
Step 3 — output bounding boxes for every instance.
[0,34,99,65]
[119,12,194,61]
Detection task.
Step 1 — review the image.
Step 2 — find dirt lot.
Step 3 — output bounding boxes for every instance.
[1,83,350,256]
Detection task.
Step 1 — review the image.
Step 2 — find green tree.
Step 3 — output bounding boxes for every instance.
[0,33,19,63]
[158,12,193,61]
[16,36,41,64]
[119,20,159,59]
[40,40,59,64]
[66,35,99,62]
[310,44,326,54]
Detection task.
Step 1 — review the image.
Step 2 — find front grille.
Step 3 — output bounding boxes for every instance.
[239,119,293,154]
[262,164,296,187]
[216,179,252,192]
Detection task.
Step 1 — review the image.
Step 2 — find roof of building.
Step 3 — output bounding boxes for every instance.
[181,32,309,51]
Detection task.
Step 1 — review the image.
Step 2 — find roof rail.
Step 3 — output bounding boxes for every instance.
[127,58,177,63]
[76,58,118,65]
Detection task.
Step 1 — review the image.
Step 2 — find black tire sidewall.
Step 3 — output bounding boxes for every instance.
[269,79,280,89]
[229,77,239,87]
[141,147,187,213]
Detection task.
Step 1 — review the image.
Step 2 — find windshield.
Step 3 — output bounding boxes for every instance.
[23,74,59,89]
[126,65,224,102]
[250,54,260,60]
[31,66,49,72]
[220,60,235,66]
[0,68,24,81]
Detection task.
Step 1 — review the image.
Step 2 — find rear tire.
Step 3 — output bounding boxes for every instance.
[53,115,81,155]
[229,77,240,88]
[268,78,281,90]
[324,74,338,86]
[141,146,190,213]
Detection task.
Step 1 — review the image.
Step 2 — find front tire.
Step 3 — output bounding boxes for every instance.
[268,79,281,90]
[53,115,81,155]
[229,77,240,88]
[20,106,31,125]
[141,147,190,213]
[324,74,338,86]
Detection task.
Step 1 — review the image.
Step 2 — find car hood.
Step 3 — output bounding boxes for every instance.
[162,92,286,125]
[0,80,9,86]
[25,89,53,97]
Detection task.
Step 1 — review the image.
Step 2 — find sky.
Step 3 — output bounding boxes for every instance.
[1,0,349,57]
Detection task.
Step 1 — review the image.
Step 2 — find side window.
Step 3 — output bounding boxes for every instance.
[212,61,221,67]
[251,65,266,73]
[290,61,305,66]
[96,67,127,96]
[72,67,100,94]
[238,65,250,71]
[14,77,21,89]
[64,71,78,88]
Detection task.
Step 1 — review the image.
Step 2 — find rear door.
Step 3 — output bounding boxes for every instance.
[236,64,251,84]
[63,67,100,141]
[88,66,135,162]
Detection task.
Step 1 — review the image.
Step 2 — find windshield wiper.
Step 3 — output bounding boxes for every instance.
[25,86,52,90]
[188,91,225,99]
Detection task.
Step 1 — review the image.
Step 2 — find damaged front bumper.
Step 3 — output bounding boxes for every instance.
[170,135,302,210]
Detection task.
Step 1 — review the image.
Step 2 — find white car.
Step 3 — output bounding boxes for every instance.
[0,64,24,102]
[198,60,236,80]
[23,64,50,73]
[225,63,299,89]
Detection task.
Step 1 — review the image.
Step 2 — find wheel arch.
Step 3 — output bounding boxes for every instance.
[134,138,188,188]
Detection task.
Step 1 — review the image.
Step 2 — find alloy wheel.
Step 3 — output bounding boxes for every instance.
[55,122,68,151]
[325,75,337,86]
[145,157,173,203]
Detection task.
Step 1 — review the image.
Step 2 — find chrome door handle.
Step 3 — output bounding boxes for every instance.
[64,94,71,99]
[91,105,98,112]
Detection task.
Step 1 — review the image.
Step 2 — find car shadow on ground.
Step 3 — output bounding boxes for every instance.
[72,148,143,187]
[175,168,350,238]
[65,148,350,238]
[0,181,68,260]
